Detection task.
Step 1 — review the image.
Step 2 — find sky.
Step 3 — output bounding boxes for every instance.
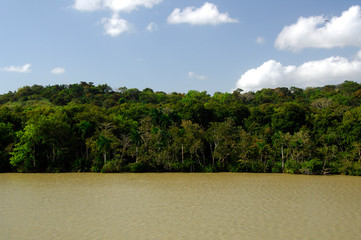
[1,0,361,94]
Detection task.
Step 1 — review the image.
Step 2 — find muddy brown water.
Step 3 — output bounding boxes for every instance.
[1,173,361,240]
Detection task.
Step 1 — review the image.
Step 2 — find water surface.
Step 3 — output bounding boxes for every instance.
[1,173,361,240]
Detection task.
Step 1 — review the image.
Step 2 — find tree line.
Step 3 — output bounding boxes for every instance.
[1,81,361,175]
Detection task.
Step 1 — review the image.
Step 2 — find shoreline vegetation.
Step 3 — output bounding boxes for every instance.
[1,81,361,175]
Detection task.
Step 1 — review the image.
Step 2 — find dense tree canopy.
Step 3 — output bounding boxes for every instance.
[1,81,361,175]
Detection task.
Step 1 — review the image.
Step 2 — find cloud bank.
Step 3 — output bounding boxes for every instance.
[236,51,361,92]
[167,2,238,25]
[73,0,162,13]
[275,5,361,51]
[1,64,31,73]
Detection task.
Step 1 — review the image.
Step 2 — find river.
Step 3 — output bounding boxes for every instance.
[1,173,361,240]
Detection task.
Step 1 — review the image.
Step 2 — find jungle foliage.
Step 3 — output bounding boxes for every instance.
[1,81,361,175]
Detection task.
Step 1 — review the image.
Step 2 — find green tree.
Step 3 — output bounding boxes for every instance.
[10,108,72,172]
[10,124,39,172]
[273,131,287,171]
[0,122,15,172]
[272,103,306,134]
[206,118,239,168]
[181,120,205,171]
[97,135,112,165]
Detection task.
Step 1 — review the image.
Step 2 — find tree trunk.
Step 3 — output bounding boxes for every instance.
[136,147,138,163]
[52,143,56,164]
[103,151,107,165]
[210,143,214,167]
[281,145,284,171]
[33,144,36,168]
[181,144,184,164]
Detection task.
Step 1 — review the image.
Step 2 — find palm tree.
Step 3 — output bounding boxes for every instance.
[97,135,112,165]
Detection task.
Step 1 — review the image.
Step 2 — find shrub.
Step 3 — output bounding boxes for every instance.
[101,161,121,173]
[301,159,323,175]
[284,159,301,174]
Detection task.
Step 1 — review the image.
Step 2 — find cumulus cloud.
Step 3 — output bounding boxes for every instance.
[1,64,31,73]
[188,72,207,80]
[236,51,361,92]
[101,14,131,36]
[275,5,361,51]
[73,0,161,37]
[73,0,162,13]
[167,2,238,25]
[73,0,102,11]
[146,22,157,32]
[51,68,65,75]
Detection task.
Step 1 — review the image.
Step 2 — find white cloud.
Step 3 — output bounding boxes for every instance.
[51,68,65,75]
[104,0,162,13]
[256,37,265,45]
[101,14,131,36]
[1,64,31,73]
[73,0,162,13]
[73,0,161,37]
[167,2,238,25]
[73,0,102,11]
[275,5,361,51]
[188,72,207,80]
[236,51,361,92]
[146,22,157,32]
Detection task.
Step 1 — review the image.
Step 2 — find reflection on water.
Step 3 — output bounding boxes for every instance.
[1,173,361,240]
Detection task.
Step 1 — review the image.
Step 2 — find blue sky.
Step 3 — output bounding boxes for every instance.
[1,0,361,94]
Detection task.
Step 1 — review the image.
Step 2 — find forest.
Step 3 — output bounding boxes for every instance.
[0,81,361,175]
